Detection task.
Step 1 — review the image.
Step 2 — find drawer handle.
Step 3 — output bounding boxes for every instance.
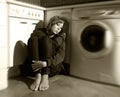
[32,23,37,25]
[20,22,27,24]
[79,17,90,20]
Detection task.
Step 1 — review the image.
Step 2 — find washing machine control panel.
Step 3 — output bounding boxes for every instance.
[72,8,120,20]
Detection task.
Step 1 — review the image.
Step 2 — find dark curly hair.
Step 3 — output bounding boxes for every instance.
[46,16,65,35]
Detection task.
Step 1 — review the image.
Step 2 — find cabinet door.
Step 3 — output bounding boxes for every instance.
[28,19,39,36]
[9,18,40,67]
[9,18,29,67]
[9,18,29,44]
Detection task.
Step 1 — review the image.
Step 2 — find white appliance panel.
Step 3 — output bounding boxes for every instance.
[70,18,120,85]
[9,17,39,67]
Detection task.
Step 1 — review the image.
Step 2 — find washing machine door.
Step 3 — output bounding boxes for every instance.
[80,21,114,58]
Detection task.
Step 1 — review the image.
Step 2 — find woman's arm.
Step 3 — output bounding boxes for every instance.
[47,33,66,66]
[29,29,46,61]
[54,33,66,47]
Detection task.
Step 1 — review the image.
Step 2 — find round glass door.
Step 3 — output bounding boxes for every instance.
[81,25,105,52]
[79,21,114,58]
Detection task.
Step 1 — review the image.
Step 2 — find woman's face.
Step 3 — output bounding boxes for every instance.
[51,22,64,34]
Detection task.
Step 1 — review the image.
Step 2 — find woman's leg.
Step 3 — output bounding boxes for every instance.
[26,37,44,74]
[28,37,39,61]
[23,37,42,91]
[49,63,62,77]
[39,74,49,91]
[38,36,54,91]
[20,37,42,76]
[39,36,62,76]
[39,64,62,91]
[30,73,42,91]
[38,36,54,60]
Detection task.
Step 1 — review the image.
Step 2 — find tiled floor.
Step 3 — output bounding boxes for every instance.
[0,75,120,97]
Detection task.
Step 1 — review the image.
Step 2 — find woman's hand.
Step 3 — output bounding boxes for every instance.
[42,61,47,67]
[32,60,47,67]
[32,60,47,71]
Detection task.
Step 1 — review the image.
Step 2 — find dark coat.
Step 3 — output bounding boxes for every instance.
[28,27,66,67]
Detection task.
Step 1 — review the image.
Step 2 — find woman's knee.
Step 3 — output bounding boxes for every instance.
[28,37,38,44]
[41,36,53,59]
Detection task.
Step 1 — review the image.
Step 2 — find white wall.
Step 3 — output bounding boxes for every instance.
[0,1,8,90]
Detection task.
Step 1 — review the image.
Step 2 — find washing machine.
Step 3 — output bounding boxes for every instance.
[70,7,120,85]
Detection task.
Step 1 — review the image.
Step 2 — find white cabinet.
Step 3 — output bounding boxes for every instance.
[9,17,39,67]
